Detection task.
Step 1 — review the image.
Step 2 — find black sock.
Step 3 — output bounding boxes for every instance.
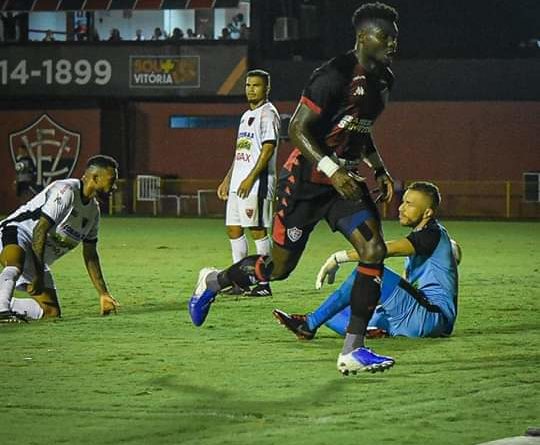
[216,255,273,290]
[347,262,383,335]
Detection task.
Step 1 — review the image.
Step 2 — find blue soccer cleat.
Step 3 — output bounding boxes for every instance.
[188,267,218,326]
[337,347,395,375]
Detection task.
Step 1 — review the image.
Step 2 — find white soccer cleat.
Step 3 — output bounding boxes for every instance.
[188,267,219,327]
[337,347,395,376]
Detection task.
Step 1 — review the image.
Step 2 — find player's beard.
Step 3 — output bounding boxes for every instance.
[96,190,111,203]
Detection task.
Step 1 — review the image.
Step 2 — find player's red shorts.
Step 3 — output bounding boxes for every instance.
[272,149,379,251]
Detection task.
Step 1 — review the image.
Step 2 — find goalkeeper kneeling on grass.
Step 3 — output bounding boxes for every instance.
[273,181,461,339]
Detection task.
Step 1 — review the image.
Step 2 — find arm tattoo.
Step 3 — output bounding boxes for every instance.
[32,219,51,274]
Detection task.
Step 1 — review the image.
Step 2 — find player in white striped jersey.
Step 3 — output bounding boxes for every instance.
[217,70,280,297]
[0,155,120,323]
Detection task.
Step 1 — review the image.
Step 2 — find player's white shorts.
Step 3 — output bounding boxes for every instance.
[0,224,56,291]
[225,193,273,228]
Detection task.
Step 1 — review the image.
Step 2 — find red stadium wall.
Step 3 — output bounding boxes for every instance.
[1,102,538,216]
[132,101,540,182]
[375,102,540,182]
[0,109,101,214]
[131,101,296,179]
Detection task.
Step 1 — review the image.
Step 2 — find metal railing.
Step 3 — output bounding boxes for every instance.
[108,179,540,219]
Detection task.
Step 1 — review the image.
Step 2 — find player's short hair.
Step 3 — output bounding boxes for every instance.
[246,69,271,89]
[352,2,399,31]
[86,155,118,171]
[407,181,441,210]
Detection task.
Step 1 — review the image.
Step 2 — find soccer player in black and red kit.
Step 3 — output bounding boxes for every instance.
[189,2,399,375]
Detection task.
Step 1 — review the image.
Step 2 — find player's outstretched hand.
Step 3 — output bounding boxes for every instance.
[315,254,340,290]
[100,293,120,316]
[330,169,362,201]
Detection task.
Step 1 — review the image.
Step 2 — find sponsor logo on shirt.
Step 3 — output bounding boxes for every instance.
[236,152,252,162]
[60,224,84,242]
[353,85,365,96]
[336,115,373,133]
[236,137,252,153]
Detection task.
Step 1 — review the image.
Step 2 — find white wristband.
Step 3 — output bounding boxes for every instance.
[317,156,340,178]
[333,250,350,265]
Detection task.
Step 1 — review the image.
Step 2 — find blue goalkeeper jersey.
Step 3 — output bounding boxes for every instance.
[405,219,458,327]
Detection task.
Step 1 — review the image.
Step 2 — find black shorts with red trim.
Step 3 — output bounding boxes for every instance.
[272,149,379,251]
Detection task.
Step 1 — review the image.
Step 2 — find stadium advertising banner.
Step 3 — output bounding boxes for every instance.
[0,43,247,98]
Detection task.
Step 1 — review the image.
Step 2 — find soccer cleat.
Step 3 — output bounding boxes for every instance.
[366,327,389,339]
[337,347,395,375]
[272,308,316,340]
[245,283,272,297]
[188,267,218,327]
[0,310,29,324]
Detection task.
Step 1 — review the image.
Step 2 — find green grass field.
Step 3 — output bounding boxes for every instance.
[1,218,539,445]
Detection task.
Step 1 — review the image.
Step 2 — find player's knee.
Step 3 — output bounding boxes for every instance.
[34,292,61,318]
[41,304,61,318]
[249,227,267,240]
[0,243,25,270]
[227,226,244,239]
[270,262,294,281]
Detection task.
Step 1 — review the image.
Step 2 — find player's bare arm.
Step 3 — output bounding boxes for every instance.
[289,103,362,201]
[315,238,415,289]
[385,238,415,257]
[29,216,53,295]
[236,141,276,198]
[217,163,234,201]
[363,137,394,202]
[82,241,119,315]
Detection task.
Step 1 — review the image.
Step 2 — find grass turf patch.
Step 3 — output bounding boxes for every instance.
[1,218,538,445]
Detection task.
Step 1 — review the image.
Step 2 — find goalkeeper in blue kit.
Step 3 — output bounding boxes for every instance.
[273,181,461,340]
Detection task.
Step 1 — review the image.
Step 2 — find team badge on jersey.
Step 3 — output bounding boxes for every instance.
[9,114,81,191]
[245,209,254,218]
[248,117,255,126]
[287,227,303,243]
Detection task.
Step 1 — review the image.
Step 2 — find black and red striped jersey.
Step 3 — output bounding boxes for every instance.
[300,51,394,161]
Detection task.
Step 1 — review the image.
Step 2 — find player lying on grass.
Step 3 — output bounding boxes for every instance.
[0,155,120,323]
[274,181,461,340]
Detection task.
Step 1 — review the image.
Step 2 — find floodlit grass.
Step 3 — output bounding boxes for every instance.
[1,218,539,445]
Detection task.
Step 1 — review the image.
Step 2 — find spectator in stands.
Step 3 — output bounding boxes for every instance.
[0,13,17,42]
[239,23,249,40]
[89,28,100,42]
[74,13,88,41]
[219,27,231,40]
[134,29,145,41]
[227,13,244,40]
[186,28,197,39]
[42,30,55,42]
[108,28,122,41]
[169,27,184,41]
[151,27,166,40]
